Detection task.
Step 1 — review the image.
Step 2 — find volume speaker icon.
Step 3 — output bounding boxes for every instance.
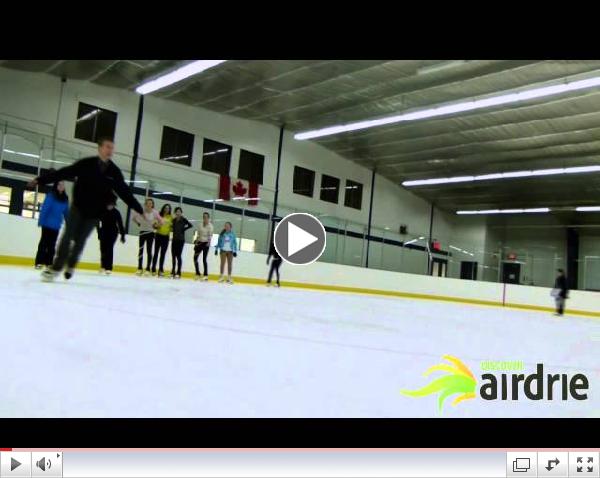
[36,457,51,472]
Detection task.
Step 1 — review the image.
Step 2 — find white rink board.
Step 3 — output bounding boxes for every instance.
[1,213,600,315]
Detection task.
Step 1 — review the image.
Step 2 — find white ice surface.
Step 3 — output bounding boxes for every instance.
[1,265,598,417]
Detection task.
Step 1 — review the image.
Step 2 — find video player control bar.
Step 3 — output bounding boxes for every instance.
[0,450,598,477]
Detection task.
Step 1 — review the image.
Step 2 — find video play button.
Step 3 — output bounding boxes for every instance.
[274,213,326,265]
[11,459,21,472]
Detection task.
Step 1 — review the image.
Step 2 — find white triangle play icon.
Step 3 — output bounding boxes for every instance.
[288,221,318,256]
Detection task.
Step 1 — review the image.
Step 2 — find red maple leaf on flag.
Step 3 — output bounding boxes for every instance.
[232,180,247,197]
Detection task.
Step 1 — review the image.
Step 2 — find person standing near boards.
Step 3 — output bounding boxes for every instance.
[133,198,163,276]
[152,204,173,277]
[34,180,69,269]
[170,207,193,279]
[193,212,214,281]
[27,138,143,281]
[552,269,569,316]
[266,241,282,287]
[215,221,238,284]
[97,194,126,275]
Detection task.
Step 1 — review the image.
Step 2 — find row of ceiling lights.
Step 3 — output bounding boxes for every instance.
[135,61,600,191]
[457,206,600,215]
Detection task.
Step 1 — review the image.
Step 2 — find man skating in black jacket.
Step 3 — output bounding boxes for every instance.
[27,138,143,281]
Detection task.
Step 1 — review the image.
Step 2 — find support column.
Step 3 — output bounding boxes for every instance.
[125,95,145,233]
[364,167,376,268]
[427,203,435,274]
[51,77,67,162]
[566,227,579,290]
[270,125,285,247]
[272,125,285,220]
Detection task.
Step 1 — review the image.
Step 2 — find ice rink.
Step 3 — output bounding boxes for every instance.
[1,265,598,418]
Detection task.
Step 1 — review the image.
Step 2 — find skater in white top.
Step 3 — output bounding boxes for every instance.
[214,221,238,284]
[132,198,163,276]
[193,212,214,281]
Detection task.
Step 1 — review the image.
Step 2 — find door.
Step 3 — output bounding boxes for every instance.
[502,262,521,284]
[431,258,448,277]
[460,261,478,280]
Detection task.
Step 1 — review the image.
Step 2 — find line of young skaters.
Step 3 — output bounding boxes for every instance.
[132,198,249,284]
[34,189,282,286]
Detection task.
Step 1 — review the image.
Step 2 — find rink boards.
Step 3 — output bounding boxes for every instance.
[1,213,599,318]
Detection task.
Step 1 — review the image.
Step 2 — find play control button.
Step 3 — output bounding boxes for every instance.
[11,459,21,472]
[274,213,326,265]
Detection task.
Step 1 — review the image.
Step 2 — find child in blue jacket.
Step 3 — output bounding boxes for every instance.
[35,181,69,268]
[215,221,238,284]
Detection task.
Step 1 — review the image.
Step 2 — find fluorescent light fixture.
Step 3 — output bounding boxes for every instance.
[295,75,600,140]
[403,239,418,246]
[124,179,149,184]
[152,191,174,196]
[136,60,227,95]
[3,149,40,159]
[403,164,600,187]
[450,244,475,256]
[232,197,261,202]
[42,159,69,164]
[456,208,550,215]
[162,155,189,161]
[203,198,224,203]
[417,60,467,76]
[76,109,101,123]
[576,206,600,212]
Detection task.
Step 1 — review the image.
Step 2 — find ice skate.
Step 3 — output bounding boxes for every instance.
[105,270,112,275]
[41,267,59,282]
[135,269,143,276]
[35,264,43,270]
[226,276,234,285]
[203,276,208,281]
[144,270,151,277]
[194,274,201,281]
[64,268,74,280]
[218,275,225,283]
[99,268,106,274]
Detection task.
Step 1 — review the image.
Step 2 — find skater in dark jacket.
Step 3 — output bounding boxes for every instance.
[170,207,193,279]
[553,269,569,316]
[34,180,69,269]
[97,194,126,275]
[266,241,283,287]
[27,138,143,281]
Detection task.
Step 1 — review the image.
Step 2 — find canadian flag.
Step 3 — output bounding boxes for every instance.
[219,176,259,206]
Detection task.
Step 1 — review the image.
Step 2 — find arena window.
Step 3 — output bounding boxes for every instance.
[159,126,194,166]
[74,102,117,144]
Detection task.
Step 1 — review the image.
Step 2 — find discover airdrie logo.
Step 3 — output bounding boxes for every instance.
[401,355,589,413]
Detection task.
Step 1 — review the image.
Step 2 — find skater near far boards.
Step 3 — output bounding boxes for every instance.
[266,241,282,287]
[34,180,69,269]
[97,194,126,275]
[132,198,163,276]
[151,204,173,277]
[170,207,193,279]
[193,212,214,281]
[552,269,569,316]
[215,221,238,284]
[26,138,143,281]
